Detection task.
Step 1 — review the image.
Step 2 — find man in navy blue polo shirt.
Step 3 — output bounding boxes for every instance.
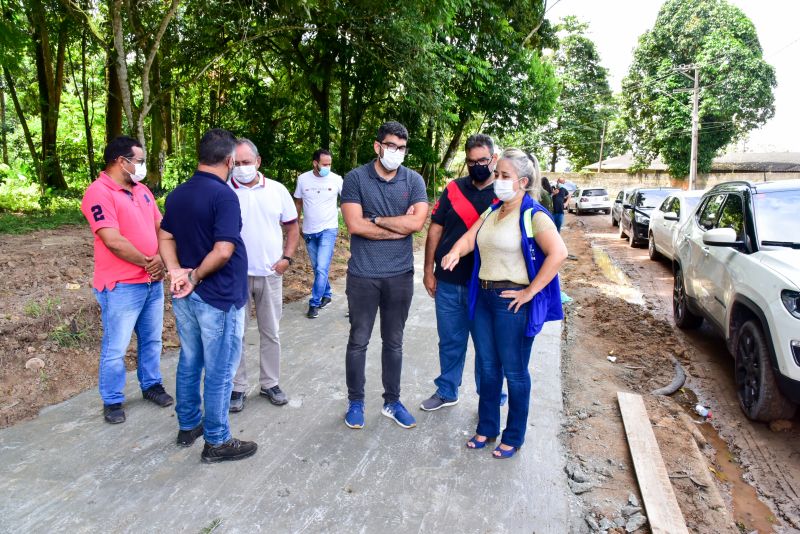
[159,128,257,463]
[340,121,429,430]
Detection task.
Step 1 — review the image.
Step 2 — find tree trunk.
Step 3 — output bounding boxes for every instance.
[0,83,7,166]
[550,144,558,172]
[421,115,435,185]
[69,28,97,181]
[105,48,123,143]
[28,1,68,190]
[3,66,41,187]
[337,71,350,165]
[146,55,165,189]
[440,110,471,171]
[164,89,173,156]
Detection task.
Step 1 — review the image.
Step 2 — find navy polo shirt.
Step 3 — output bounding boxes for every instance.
[341,160,428,278]
[161,170,248,311]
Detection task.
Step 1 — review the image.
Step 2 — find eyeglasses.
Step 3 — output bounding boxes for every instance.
[380,142,407,154]
[466,157,492,167]
[123,156,146,165]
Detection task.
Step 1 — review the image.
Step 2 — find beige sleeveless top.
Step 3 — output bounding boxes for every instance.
[477,206,555,285]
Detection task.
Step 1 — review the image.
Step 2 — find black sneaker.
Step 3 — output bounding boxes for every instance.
[260,385,288,405]
[307,306,319,318]
[176,423,204,447]
[319,296,332,309]
[103,403,125,424]
[142,384,174,407]
[229,391,246,413]
[201,438,258,463]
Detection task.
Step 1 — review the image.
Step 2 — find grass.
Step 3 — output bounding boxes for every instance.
[0,207,86,234]
[24,297,61,319]
[199,518,222,534]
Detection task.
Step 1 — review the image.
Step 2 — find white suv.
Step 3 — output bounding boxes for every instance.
[672,180,800,421]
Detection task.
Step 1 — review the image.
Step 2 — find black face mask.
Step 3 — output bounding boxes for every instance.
[469,164,492,183]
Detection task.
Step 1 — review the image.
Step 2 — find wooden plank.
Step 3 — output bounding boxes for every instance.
[617,391,689,534]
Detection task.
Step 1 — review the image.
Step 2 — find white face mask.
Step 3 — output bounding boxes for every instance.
[232,165,258,184]
[494,179,519,202]
[379,148,405,171]
[123,157,147,182]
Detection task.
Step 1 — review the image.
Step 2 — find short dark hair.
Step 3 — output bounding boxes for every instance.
[198,128,237,166]
[376,121,409,143]
[313,149,332,162]
[103,136,142,166]
[465,134,494,155]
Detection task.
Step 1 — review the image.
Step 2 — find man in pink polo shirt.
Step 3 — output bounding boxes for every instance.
[81,136,173,424]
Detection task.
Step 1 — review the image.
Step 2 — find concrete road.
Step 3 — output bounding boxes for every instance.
[0,255,571,534]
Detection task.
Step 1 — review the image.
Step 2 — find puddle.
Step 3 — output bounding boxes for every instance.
[677,390,779,532]
[591,245,644,305]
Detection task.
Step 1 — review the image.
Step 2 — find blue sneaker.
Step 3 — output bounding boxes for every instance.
[381,401,417,429]
[345,401,365,429]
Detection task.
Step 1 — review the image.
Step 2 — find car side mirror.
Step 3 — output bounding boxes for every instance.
[703,227,743,247]
[663,212,679,221]
[622,203,632,209]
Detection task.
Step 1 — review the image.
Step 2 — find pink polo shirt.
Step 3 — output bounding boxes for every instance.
[80,172,162,291]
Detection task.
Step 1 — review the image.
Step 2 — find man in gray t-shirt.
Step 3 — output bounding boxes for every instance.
[340,121,429,430]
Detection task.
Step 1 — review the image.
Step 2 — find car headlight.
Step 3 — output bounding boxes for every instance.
[782,290,800,319]
[634,213,649,225]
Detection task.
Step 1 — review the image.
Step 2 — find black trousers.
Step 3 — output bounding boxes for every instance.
[345,271,414,403]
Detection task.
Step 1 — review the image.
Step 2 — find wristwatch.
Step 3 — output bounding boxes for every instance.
[282,255,294,266]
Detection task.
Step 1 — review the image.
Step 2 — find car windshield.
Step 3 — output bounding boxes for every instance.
[754,190,800,244]
[583,189,607,197]
[635,190,672,210]
[684,196,700,212]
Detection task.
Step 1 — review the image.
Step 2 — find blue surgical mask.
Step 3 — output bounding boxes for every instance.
[319,166,331,177]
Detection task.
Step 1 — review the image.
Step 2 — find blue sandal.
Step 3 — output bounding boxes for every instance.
[466,435,496,449]
[492,444,521,459]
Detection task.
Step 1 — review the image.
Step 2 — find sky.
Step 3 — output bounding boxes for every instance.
[546,0,800,153]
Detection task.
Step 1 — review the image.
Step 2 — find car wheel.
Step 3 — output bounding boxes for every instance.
[619,220,627,239]
[735,320,798,422]
[673,265,703,329]
[576,207,583,215]
[605,209,611,215]
[611,213,618,227]
[648,232,661,260]
[628,227,638,247]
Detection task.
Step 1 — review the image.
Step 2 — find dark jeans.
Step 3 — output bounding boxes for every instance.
[345,272,414,403]
[472,288,535,448]
[553,212,564,233]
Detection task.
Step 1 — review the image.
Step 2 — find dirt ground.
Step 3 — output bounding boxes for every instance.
[0,223,350,428]
[561,211,799,533]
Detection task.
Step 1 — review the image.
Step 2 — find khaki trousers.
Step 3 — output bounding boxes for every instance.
[232,274,282,392]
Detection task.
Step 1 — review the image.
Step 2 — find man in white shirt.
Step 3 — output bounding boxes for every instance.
[228,138,299,412]
[293,149,343,319]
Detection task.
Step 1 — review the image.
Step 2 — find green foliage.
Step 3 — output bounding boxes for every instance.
[0,168,84,234]
[620,0,776,177]
[540,16,614,171]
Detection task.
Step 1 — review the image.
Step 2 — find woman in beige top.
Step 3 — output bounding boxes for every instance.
[441,149,567,458]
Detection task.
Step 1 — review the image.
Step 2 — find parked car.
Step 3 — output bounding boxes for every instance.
[618,187,679,247]
[647,190,705,261]
[610,188,634,227]
[672,180,800,421]
[567,187,612,215]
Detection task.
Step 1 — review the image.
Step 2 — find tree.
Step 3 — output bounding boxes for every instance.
[620,0,776,177]
[541,16,613,171]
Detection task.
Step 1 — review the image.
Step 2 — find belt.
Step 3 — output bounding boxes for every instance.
[479,279,528,290]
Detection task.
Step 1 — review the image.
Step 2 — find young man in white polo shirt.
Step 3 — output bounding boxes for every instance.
[294,149,343,318]
[228,138,299,412]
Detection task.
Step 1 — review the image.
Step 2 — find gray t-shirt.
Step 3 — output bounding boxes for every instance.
[341,160,428,278]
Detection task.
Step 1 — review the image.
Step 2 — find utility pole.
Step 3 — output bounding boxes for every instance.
[689,67,700,190]
[675,64,700,190]
[596,120,607,175]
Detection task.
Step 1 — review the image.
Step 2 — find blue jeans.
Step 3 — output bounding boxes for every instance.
[553,212,564,232]
[172,292,245,446]
[472,288,535,448]
[93,282,164,405]
[304,228,338,307]
[433,280,477,401]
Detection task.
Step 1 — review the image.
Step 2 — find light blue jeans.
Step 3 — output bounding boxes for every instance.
[93,282,164,406]
[172,292,245,446]
[303,228,338,307]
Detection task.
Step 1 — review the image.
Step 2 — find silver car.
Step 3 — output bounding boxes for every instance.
[648,190,705,261]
